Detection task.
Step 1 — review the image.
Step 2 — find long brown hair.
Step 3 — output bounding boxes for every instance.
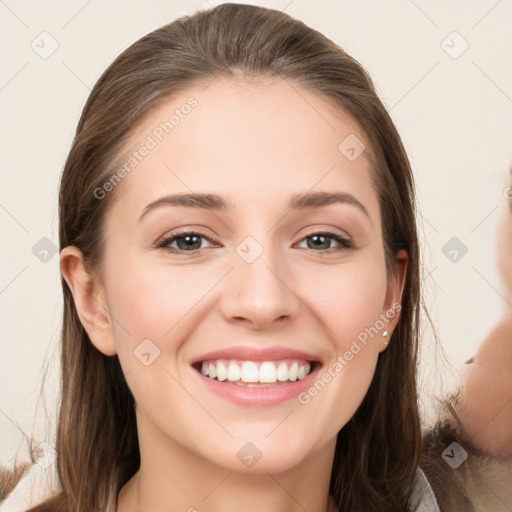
[15,3,422,510]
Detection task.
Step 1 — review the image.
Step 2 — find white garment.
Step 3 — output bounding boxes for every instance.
[412,467,441,511]
[0,445,440,512]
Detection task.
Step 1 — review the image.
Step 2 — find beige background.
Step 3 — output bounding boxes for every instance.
[1,0,511,465]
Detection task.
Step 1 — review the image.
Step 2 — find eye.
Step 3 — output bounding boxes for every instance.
[296,232,353,252]
[156,231,217,253]
[155,229,353,255]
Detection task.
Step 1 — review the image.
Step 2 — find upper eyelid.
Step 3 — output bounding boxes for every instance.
[156,230,218,247]
[160,227,350,240]
[299,225,352,241]
[158,228,352,249]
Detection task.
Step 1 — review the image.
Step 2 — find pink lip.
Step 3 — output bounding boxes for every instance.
[194,366,320,406]
[190,346,321,407]
[191,346,318,365]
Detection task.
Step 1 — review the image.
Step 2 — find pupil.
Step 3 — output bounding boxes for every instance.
[309,235,330,250]
[178,235,201,250]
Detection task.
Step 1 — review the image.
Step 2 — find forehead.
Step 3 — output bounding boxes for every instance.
[108,77,380,222]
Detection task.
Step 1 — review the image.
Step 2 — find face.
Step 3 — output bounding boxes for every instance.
[69,78,405,474]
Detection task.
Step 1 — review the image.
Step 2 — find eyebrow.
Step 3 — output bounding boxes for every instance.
[138,191,370,221]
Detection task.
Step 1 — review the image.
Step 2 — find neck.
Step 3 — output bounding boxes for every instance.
[117,411,338,512]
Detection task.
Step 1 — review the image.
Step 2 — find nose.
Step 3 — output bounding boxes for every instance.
[219,247,301,330]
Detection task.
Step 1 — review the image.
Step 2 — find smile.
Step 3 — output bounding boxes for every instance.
[191,346,321,406]
[198,358,312,386]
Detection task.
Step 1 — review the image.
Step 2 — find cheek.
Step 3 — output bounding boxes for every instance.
[104,255,224,385]
[303,259,388,348]
[108,258,215,340]
[104,260,217,417]
[293,260,387,428]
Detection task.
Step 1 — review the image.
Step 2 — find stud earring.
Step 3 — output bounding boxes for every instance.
[383,331,389,344]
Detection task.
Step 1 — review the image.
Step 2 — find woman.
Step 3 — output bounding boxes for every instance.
[0,3,510,511]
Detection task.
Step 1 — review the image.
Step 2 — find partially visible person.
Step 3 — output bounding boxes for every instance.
[421,172,512,511]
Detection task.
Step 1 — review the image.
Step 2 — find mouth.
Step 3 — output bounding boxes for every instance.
[190,345,322,406]
[190,348,321,406]
[192,358,316,387]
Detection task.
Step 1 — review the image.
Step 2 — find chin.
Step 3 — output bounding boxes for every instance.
[192,437,313,475]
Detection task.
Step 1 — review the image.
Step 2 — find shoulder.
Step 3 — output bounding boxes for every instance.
[0,443,59,511]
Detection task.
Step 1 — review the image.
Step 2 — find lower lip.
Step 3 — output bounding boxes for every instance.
[192,365,320,406]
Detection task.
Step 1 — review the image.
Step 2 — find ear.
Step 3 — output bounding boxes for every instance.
[60,246,117,356]
[378,249,407,352]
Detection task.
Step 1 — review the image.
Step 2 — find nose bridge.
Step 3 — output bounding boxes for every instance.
[220,233,299,326]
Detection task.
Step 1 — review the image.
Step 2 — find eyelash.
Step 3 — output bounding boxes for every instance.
[155,230,354,254]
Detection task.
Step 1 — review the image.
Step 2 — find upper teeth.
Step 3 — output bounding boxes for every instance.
[200,359,312,384]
